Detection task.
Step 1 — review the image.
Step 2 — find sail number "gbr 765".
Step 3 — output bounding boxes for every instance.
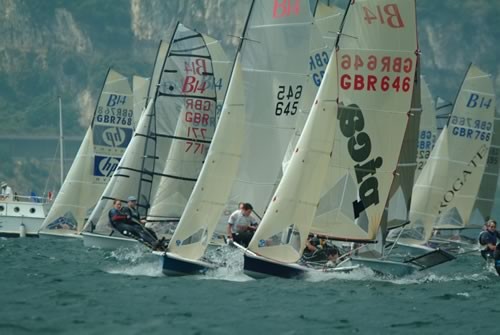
[340,54,413,93]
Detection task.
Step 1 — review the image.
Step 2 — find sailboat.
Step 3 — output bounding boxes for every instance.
[242,0,421,279]
[38,69,134,239]
[155,0,322,275]
[82,24,220,250]
[396,64,496,254]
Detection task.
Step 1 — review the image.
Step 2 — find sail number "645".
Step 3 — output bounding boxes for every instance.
[275,85,302,116]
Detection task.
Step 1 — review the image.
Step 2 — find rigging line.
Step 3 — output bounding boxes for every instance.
[170,44,207,53]
[168,53,212,60]
[153,133,211,144]
[173,33,203,44]
[227,34,260,44]
[151,172,197,182]
[157,92,217,101]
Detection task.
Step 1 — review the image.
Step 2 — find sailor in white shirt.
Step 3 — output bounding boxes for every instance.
[226,202,258,247]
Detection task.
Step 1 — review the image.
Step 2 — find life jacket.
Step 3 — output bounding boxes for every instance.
[478,231,488,246]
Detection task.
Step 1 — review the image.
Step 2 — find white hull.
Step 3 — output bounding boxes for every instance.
[38,230,82,240]
[154,251,218,276]
[0,200,47,237]
[348,257,418,277]
[387,242,435,258]
[81,232,145,250]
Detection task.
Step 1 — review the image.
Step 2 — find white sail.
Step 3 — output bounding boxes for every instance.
[85,24,217,236]
[168,0,319,260]
[132,75,150,124]
[311,0,418,241]
[469,114,500,226]
[40,69,134,234]
[405,64,495,243]
[247,51,339,263]
[167,57,245,258]
[146,34,220,222]
[414,76,438,181]
[223,0,319,220]
[384,61,422,230]
[204,35,232,122]
[282,2,343,173]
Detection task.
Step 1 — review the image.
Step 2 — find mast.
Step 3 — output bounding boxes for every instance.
[58,96,64,187]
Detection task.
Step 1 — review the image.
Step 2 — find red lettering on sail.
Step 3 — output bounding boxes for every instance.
[273,0,300,18]
[362,4,405,28]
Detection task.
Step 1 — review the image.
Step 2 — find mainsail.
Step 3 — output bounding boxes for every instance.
[167,0,319,260]
[414,76,438,181]
[40,69,134,235]
[282,2,343,173]
[132,75,150,125]
[385,60,422,231]
[405,64,496,243]
[311,0,418,242]
[468,113,500,226]
[85,23,217,236]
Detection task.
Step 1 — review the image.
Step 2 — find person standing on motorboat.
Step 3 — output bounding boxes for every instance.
[478,220,500,260]
[108,197,164,250]
[226,202,258,247]
[0,182,13,201]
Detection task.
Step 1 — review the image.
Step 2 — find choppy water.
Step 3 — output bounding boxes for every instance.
[0,237,498,335]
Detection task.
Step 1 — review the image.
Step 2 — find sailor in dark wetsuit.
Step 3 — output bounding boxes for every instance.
[301,234,340,265]
[494,242,500,276]
[478,220,500,260]
[108,197,162,249]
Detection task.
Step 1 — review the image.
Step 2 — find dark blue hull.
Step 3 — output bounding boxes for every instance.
[161,252,215,276]
[243,253,307,279]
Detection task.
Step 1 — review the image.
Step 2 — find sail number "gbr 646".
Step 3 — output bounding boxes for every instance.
[340,54,413,93]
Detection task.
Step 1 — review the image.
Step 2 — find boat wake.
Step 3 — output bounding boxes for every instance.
[103,247,163,277]
[199,245,252,282]
[304,266,490,284]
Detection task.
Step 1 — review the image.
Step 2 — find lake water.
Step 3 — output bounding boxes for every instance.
[0,237,498,334]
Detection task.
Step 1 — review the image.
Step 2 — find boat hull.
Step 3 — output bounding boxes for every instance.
[39,230,82,239]
[0,201,46,237]
[82,232,144,250]
[349,257,418,277]
[243,253,309,279]
[388,242,435,258]
[155,251,217,276]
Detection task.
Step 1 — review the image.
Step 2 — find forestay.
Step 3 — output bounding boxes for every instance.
[168,0,318,260]
[311,0,418,242]
[405,64,495,243]
[40,69,134,234]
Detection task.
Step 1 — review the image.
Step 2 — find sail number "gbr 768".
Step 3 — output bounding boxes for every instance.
[340,54,413,93]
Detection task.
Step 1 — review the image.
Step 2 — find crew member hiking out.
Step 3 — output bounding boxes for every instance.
[227,202,258,247]
[108,197,164,250]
